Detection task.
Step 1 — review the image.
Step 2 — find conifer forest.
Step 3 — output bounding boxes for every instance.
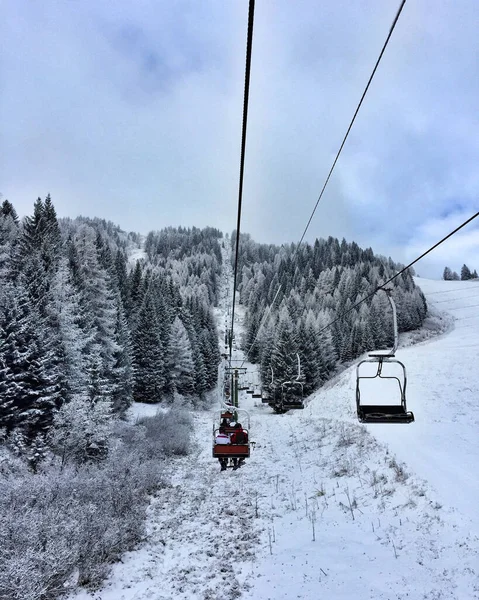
[0,196,427,445]
[0,195,429,599]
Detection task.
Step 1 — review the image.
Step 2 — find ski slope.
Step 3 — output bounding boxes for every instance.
[71,275,479,600]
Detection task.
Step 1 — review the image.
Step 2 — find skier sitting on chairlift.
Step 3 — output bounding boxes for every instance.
[216,426,230,471]
[230,424,247,468]
[231,423,247,444]
[216,427,230,445]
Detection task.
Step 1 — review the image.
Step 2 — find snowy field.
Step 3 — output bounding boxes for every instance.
[71,275,479,600]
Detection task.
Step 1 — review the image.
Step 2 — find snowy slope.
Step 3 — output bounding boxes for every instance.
[314,278,479,533]
[70,274,479,600]
[128,237,147,266]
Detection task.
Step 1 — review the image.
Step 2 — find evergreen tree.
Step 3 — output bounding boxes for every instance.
[49,395,113,465]
[0,282,59,436]
[132,290,164,403]
[461,264,472,280]
[127,260,143,325]
[110,298,134,414]
[47,258,89,401]
[74,224,119,398]
[167,317,195,397]
[443,266,453,281]
[42,194,62,272]
[270,306,299,386]
[297,311,321,393]
[0,209,19,283]
[1,199,19,223]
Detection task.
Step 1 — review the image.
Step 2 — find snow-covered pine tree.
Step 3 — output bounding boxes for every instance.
[110,297,134,414]
[132,289,165,403]
[297,310,321,394]
[461,264,472,280]
[167,316,195,398]
[0,206,19,283]
[269,306,300,386]
[1,199,19,223]
[47,258,89,401]
[0,282,59,436]
[73,224,119,400]
[49,393,113,466]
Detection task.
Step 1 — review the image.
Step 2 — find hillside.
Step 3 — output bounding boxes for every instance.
[71,268,479,599]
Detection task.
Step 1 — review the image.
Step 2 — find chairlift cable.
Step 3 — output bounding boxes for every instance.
[316,210,479,336]
[241,0,407,363]
[239,284,282,368]
[229,0,256,364]
[297,0,407,248]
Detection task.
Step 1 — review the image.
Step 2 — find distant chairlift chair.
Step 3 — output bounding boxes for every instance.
[252,374,262,398]
[356,290,414,424]
[269,355,305,413]
[274,380,303,412]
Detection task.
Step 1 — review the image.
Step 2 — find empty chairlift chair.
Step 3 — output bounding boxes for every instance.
[356,290,414,424]
[269,356,304,413]
[281,380,304,411]
[252,373,262,398]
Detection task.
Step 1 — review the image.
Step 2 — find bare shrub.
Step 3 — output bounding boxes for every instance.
[136,408,193,457]
[389,457,409,482]
[49,396,113,467]
[335,424,356,448]
[368,470,388,498]
[331,459,354,478]
[0,410,186,600]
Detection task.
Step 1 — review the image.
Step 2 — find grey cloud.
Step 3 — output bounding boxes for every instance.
[1,0,478,277]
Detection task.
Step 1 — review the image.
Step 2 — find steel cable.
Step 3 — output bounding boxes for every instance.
[229,0,255,364]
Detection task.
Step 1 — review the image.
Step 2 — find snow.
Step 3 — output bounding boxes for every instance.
[128,240,147,267]
[70,273,479,600]
[127,401,168,421]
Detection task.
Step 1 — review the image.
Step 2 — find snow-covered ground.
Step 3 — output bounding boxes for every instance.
[128,239,147,266]
[71,272,479,600]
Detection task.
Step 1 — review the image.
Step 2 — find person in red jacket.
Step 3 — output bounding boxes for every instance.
[231,423,247,444]
[230,423,248,469]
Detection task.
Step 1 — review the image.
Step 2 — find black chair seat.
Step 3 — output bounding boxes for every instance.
[358,404,414,423]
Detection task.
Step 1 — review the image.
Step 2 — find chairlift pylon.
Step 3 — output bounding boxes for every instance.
[356,289,414,424]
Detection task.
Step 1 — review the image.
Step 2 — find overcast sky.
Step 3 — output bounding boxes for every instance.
[1,0,478,278]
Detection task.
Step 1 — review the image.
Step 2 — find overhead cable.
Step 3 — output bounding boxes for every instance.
[239,284,282,368]
[315,210,479,336]
[297,0,407,247]
[229,0,256,364]
[241,0,406,361]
